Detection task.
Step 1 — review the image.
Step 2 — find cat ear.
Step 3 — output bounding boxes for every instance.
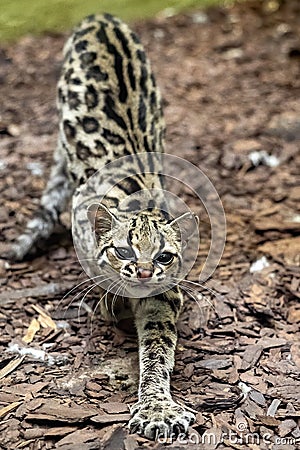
[87,203,119,239]
[168,212,199,246]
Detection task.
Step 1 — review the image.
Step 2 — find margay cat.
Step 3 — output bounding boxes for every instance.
[10,14,198,440]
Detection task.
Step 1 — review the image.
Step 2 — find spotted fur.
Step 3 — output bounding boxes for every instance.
[10,14,196,440]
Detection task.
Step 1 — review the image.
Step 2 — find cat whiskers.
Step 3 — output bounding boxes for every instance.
[62,282,94,320]
[76,283,98,322]
[171,277,218,310]
[90,277,120,334]
[56,273,102,310]
[181,284,214,312]
[57,274,111,318]
[180,278,220,302]
[110,279,126,321]
[179,284,212,319]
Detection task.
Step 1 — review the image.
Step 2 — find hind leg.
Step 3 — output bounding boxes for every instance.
[9,143,73,260]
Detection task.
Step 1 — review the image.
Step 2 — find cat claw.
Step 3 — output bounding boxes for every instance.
[128,400,195,441]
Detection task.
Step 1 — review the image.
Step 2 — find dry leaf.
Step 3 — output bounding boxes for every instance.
[0,356,25,380]
[31,304,57,330]
[0,401,23,419]
[22,318,40,343]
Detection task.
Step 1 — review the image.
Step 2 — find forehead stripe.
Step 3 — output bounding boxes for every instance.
[159,234,165,253]
[153,234,166,260]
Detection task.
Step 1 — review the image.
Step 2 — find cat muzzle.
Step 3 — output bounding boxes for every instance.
[137,268,153,280]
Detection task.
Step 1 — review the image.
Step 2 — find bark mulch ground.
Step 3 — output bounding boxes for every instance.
[0,0,299,448]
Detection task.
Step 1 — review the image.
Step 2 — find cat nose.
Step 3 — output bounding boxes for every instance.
[137,268,153,279]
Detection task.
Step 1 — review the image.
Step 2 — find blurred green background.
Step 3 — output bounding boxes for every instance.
[0,0,225,42]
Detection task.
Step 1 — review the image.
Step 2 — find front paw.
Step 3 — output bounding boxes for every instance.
[128,399,195,440]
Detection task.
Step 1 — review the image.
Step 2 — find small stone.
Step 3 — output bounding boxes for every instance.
[7,124,20,136]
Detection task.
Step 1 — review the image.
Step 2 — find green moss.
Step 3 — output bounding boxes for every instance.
[0,0,224,42]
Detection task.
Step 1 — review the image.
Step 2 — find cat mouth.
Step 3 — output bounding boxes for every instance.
[126,279,158,286]
[121,278,161,293]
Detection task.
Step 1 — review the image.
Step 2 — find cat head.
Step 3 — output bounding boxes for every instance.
[87,203,198,297]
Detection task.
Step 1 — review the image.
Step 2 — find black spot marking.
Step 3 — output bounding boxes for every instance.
[96,27,127,103]
[114,27,131,58]
[114,53,127,103]
[136,156,145,174]
[85,168,97,178]
[144,321,156,331]
[140,65,148,96]
[80,51,97,66]
[151,120,155,138]
[147,152,155,173]
[85,84,98,109]
[103,13,119,25]
[68,90,81,109]
[138,95,147,132]
[150,90,157,108]
[103,128,125,145]
[159,173,165,189]
[127,108,134,130]
[165,320,176,334]
[131,31,140,45]
[76,25,96,37]
[162,335,174,348]
[159,355,165,365]
[94,139,107,154]
[127,62,136,90]
[76,141,91,160]
[70,171,77,182]
[96,25,109,45]
[162,369,169,379]
[118,177,141,195]
[104,94,127,129]
[63,120,76,141]
[156,321,164,331]
[143,136,150,152]
[127,199,141,211]
[144,338,154,347]
[71,77,82,85]
[75,40,88,52]
[136,49,146,64]
[64,68,74,83]
[130,219,136,231]
[87,65,108,81]
[86,14,96,22]
[151,72,156,87]
[82,116,99,133]
[124,265,134,275]
[58,87,65,103]
[144,321,164,331]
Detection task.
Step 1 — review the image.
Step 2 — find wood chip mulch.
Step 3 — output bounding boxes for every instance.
[0,0,299,448]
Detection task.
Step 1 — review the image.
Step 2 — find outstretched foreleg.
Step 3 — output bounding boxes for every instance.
[129,289,195,440]
[9,144,73,260]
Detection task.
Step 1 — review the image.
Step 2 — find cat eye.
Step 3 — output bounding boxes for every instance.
[156,252,174,265]
[114,247,135,260]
